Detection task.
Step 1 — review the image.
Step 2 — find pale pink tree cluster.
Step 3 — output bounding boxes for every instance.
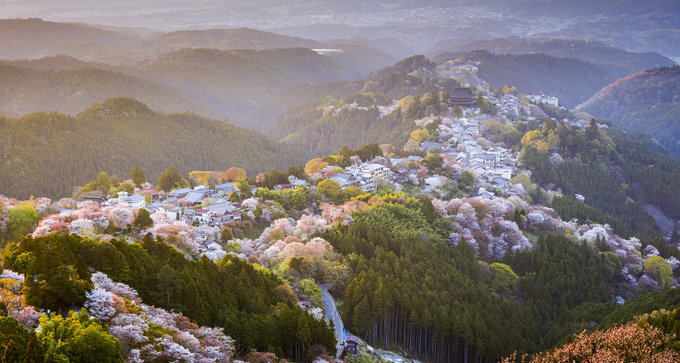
[278,237,333,262]
[574,223,680,295]
[57,198,76,210]
[0,270,42,329]
[32,197,54,216]
[103,206,135,229]
[12,306,41,330]
[294,214,329,240]
[307,307,325,321]
[523,205,575,232]
[89,272,235,362]
[152,220,200,253]
[321,201,367,226]
[92,271,140,303]
[32,203,139,238]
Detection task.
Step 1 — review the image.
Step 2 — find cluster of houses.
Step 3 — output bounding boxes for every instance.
[438,115,516,194]
[484,93,521,120]
[527,94,559,107]
[323,163,392,192]
[110,184,244,228]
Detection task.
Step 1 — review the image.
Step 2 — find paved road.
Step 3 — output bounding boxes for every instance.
[319,284,345,356]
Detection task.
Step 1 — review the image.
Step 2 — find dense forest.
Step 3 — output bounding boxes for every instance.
[2,233,336,361]
[0,97,309,199]
[319,193,680,361]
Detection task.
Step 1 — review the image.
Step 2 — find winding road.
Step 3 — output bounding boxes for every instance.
[319,284,346,356]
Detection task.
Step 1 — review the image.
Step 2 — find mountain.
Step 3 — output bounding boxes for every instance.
[439,50,616,108]
[125,47,356,119]
[578,66,680,154]
[0,63,224,118]
[0,18,140,60]
[0,98,308,199]
[145,28,323,51]
[429,38,675,78]
[367,54,437,80]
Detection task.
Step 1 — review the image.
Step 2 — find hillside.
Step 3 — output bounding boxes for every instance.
[0,18,140,60]
[429,38,675,77]
[578,66,680,154]
[444,50,616,108]
[127,47,356,118]
[0,98,308,199]
[0,64,224,118]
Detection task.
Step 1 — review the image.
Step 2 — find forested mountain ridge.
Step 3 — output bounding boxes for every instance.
[0,97,309,199]
[578,66,680,155]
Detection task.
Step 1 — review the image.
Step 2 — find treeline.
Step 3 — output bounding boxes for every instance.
[3,233,336,360]
[0,97,309,199]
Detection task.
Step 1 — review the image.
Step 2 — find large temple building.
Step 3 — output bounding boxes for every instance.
[448,87,477,107]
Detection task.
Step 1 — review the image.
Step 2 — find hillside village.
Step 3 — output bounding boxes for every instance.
[37,63,587,267]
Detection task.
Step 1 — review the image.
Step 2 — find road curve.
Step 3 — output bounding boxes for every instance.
[319,284,345,356]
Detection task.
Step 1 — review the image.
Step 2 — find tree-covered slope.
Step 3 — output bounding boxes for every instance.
[0,98,308,199]
[578,66,680,154]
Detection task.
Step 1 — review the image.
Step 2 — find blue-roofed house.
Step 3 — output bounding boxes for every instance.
[184,191,207,205]
[169,188,192,198]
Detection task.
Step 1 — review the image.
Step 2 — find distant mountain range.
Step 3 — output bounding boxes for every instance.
[0,47,356,123]
[0,97,309,199]
[578,66,680,155]
[429,38,675,78]
[0,62,224,118]
[0,19,396,76]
